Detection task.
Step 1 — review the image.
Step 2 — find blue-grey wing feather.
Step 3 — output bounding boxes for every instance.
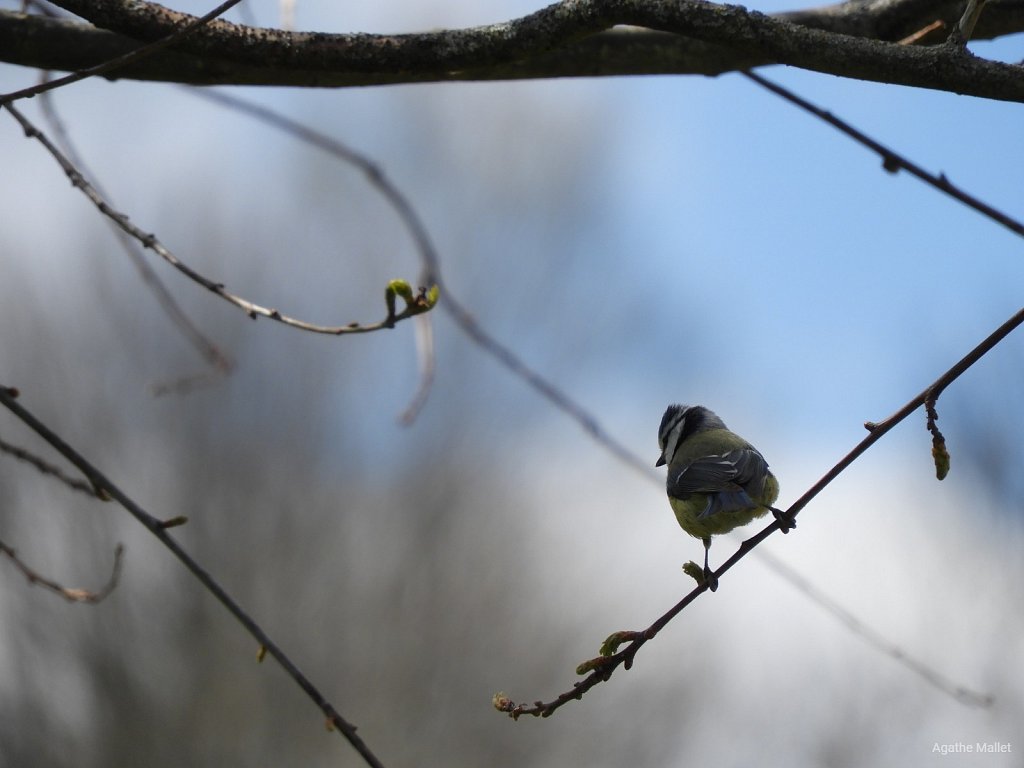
[667,448,769,519]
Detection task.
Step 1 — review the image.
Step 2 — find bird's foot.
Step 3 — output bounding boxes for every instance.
[703,566,719,592]
[771,506,796,534]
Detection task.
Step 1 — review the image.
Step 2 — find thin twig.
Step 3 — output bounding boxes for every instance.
[741,69,1024,240]
[440,292,654,479]
[499,306,1023,718]
[897,20,947,46]
[1,539,124,604]
[0,386,388,768]
[182,93,651,467]
[0,434,103,498]
[2,103,433,336]
[184,88,442,419]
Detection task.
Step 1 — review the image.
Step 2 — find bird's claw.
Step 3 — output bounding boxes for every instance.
[703,566,719,592]
[771,507,796,534]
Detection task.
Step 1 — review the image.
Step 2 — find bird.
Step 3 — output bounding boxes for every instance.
[656,404,793,591]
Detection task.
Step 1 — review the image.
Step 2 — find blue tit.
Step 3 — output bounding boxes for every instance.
[656,404,792,591]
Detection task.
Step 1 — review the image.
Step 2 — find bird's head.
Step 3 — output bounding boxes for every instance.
[656,404,726,467]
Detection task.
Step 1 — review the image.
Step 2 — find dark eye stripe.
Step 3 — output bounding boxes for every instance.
[658,405,688,444]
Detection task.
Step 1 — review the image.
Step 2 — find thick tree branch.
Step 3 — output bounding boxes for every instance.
[1,1,1023,99]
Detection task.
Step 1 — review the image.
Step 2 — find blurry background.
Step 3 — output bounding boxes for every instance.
[1,1,1022,766]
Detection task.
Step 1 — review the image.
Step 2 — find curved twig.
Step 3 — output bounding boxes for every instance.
[0,433,104,497]
[0,539,125,603]
[2,103,436,336]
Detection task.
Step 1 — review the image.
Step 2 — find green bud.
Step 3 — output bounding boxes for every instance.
[599,630,634,657]
[424,284,440,308]
[575,657,606,676]
[386,279,414,302]
[682,561,705,585]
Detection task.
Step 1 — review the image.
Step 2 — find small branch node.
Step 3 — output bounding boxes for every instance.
[881,154,901,173]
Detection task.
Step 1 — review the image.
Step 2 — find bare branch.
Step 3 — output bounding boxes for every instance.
[439,293,656,479]
[741,70,1024,241]
[0,434,105,498]
[1,539,124,604]
[0,11,769,85]
[0,385,388,768]
[2,1,1024,100]
[182,88,448,417]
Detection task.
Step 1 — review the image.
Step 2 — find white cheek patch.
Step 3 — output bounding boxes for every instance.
[664,416,686,463]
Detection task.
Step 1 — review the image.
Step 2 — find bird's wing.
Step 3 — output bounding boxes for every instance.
[667,448,769,503]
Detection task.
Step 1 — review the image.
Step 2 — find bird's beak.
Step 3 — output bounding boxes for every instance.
[655,455,666,467]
